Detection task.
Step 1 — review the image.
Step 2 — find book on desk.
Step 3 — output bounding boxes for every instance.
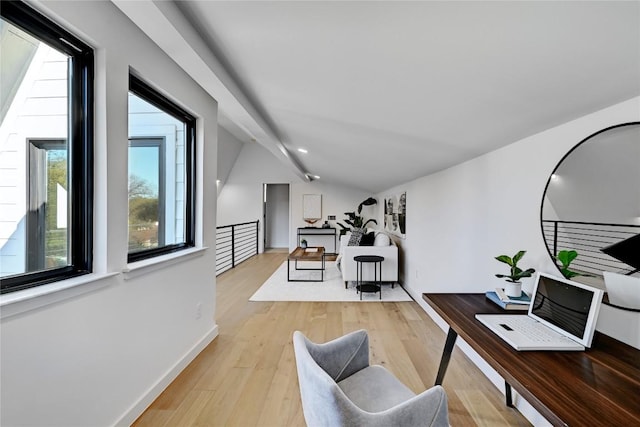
[485,289,531,311]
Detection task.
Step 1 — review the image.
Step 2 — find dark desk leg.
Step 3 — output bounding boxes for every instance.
[505,381,514,407]
[435,327,458,386]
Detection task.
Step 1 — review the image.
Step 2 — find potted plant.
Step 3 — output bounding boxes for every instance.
[338,197,378,235]
[300,239,308,249]
[555,249,590,279]
[495,250,536,297]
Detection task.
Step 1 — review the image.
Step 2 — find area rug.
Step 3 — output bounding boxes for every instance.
[249,261,413,302]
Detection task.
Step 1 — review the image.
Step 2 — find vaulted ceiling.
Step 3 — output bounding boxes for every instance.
[115,1,640,193]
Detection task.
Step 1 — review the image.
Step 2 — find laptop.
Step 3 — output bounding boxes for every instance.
[603,271,640,310]
[476,272,604,351]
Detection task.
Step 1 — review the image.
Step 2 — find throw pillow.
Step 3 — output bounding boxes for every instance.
[348,228,365,246]
[360,232,375,246]
[373,232,391,246]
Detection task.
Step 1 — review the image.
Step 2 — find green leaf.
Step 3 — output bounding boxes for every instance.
[520,268,535,278]
[557,250,578,268]
[495,255,513,266]
[513,250,526,264]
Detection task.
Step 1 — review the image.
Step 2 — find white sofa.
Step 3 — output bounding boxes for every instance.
[337,231,399,287]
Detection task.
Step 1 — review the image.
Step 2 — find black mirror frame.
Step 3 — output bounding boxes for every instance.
[539,121,640,312]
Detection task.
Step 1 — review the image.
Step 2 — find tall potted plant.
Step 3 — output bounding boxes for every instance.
[495,250,535,297]
[337,197,378,235]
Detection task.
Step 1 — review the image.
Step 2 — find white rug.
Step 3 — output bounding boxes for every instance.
[250,261,413,302]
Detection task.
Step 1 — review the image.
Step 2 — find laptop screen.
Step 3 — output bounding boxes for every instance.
[529,272,604,347]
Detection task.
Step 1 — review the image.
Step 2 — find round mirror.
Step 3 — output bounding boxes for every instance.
[540,122,640,310]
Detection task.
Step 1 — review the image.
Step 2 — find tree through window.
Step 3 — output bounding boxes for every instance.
[127,74,195,262]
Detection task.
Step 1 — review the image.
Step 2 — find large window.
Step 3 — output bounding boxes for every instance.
[0,1,93,293]
[127,74,195,262]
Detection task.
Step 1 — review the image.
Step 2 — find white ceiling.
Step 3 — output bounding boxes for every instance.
[119,1,640,193]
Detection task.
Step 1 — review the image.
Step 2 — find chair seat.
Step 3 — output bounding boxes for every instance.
[338,365,416,413]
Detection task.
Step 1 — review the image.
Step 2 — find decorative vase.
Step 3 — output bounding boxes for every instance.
[301,241,307,249]
[505,282,522,298]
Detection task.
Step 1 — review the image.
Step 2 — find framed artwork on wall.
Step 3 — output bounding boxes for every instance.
[303,194,322,225]
[384,191,406,238]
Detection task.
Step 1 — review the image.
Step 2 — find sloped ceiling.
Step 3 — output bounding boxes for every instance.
[116,1,640,193]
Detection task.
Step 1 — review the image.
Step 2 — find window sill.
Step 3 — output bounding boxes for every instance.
[0,272,120,320]
[123,246,209,280]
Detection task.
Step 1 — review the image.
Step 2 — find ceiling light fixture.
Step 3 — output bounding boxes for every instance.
[298,148,308,154]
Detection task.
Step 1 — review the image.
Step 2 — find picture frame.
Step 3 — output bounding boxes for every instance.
[383,191,406,238]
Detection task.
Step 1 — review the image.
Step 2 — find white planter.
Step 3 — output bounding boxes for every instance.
[505,282,522,297]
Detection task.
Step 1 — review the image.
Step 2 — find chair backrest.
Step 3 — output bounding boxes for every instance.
[293,330,450,427]
[293,331,363,427]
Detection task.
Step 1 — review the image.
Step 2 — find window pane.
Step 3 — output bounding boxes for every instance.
[128,140,162,252]
[128,92,187,255]
[0,17,69,278]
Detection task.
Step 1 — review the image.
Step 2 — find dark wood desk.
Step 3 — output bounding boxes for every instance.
[423,293,640,426]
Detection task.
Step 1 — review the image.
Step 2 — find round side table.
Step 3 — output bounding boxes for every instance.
[354,255,384,300]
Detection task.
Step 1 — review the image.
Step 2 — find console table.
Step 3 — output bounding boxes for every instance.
[422,293,640,426]
[297,227,337,254]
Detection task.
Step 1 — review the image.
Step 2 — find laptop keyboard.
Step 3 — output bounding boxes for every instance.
[509,317,562,343]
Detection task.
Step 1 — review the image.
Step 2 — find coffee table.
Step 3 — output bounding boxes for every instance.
[287,246,325,282]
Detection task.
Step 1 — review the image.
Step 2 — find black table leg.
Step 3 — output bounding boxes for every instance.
[379,261,382,299]
[505,381,514,407]
[435,327,458,386]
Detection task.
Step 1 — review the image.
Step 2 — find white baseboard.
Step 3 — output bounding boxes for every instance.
[405,286,552,427]
[113,324,219,426]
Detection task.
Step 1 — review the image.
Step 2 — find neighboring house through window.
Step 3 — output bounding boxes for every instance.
[0,1,93,293]
[26,139,67,272]
[127,74,196,262]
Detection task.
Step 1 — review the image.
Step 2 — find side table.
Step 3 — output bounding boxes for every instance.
[354,255,384,300]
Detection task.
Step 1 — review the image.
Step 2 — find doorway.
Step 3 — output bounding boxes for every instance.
[263,183,290,250]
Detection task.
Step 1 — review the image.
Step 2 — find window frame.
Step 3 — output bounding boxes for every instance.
[127,74,196,263]
[0,1,94,294]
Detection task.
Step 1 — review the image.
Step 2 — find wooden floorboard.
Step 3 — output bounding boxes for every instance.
[133,252,531,426]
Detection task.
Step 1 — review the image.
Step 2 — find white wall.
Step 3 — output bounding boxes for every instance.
[289,182,375,250]
[217,142,298,230]
[381,98,638,292]
[0,1,218,426]
[217,142,372,253]
[217,125,243,193]
[379,97,640,344]
[374,97,639,425]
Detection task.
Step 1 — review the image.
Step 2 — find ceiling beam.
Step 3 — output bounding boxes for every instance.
[111,0,309,182]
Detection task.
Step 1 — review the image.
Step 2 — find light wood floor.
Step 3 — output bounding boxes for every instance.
[133,252,530,426]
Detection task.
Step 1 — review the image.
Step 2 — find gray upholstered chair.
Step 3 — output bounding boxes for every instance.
[293,329,449,427]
